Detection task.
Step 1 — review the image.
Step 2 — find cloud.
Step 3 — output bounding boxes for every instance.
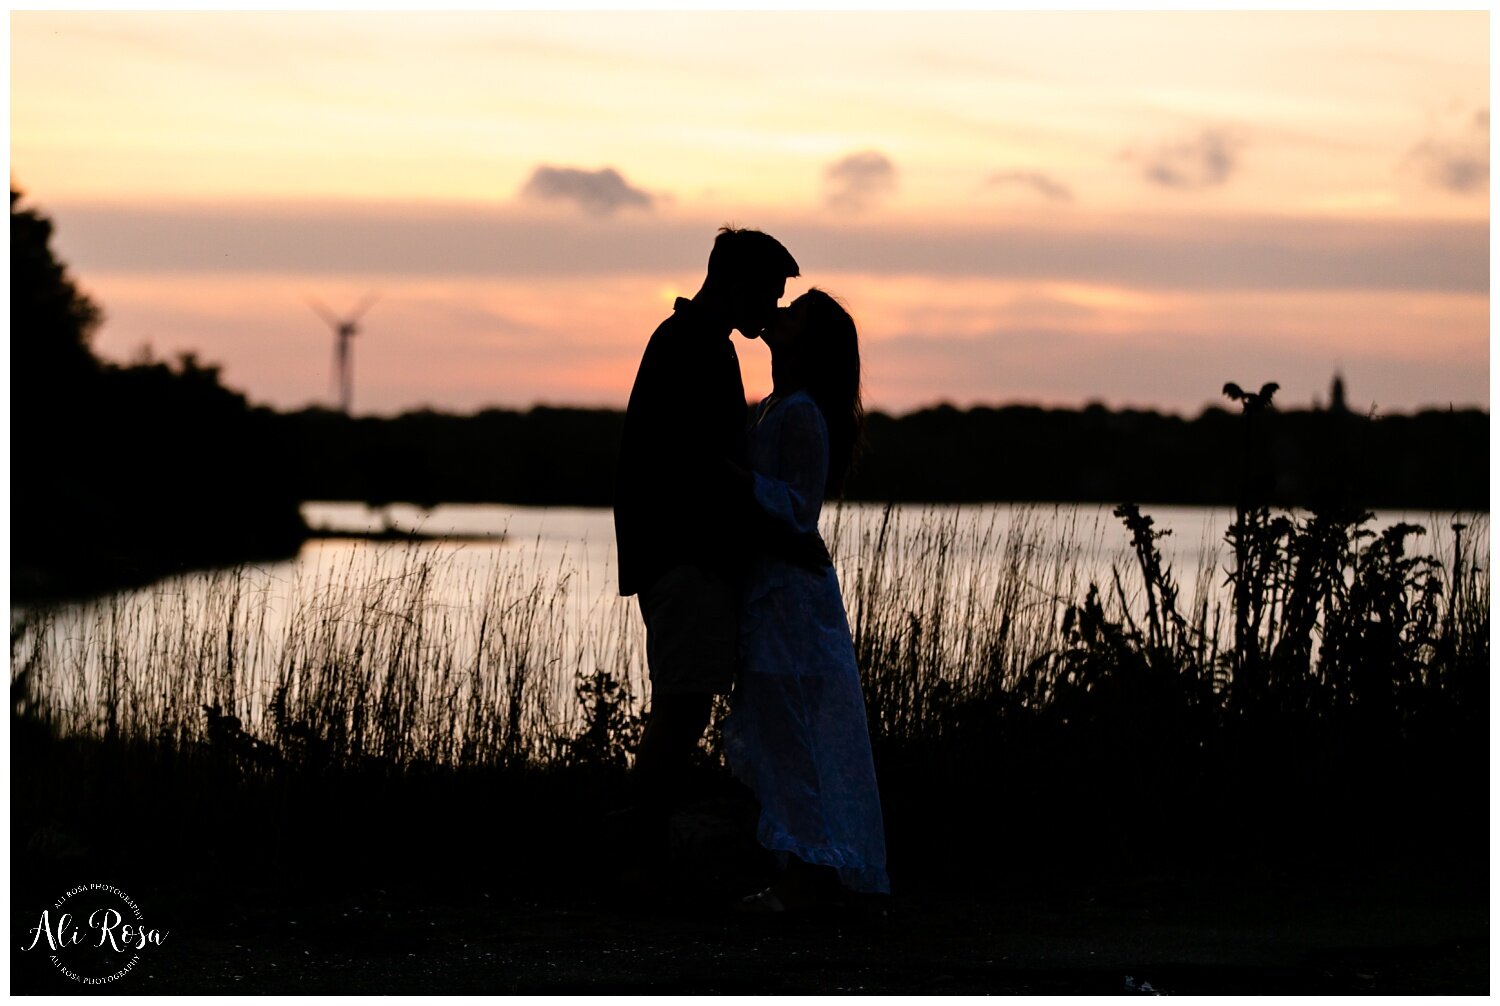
[518,165,655,216]
[1411,144,1488,193]
[47,202,1488,296]
[777,215,1486,295]
[986,170,1074,203]
[1140,129,1240,190]
[1407,107,1489,195]
[823,150,897,213]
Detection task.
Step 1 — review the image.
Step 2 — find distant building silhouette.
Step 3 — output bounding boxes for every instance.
[1329,372,1349,414]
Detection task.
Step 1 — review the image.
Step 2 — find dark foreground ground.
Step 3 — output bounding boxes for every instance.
[12,716,1488,994]
[11,826,1487,994]
[130,872,1484,994]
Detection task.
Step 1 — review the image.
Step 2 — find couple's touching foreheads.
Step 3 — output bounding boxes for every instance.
[613,227,888,912]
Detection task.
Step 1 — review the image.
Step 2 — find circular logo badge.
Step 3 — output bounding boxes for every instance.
[20,884,166,985]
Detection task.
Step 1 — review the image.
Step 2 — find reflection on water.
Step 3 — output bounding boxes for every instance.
[297,499,1486,624]
[12,502,1487,756]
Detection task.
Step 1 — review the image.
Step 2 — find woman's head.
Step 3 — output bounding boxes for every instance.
[766,288,864,496]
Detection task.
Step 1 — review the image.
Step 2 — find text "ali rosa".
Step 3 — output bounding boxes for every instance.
[22,910,168,953]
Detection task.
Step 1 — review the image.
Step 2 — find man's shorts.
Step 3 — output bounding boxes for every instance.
[637,564,737,695]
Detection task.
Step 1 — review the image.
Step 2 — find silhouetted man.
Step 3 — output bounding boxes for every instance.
[614,227,800,881]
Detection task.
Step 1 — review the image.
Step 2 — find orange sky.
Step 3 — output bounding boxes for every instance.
[11,11,1490,415]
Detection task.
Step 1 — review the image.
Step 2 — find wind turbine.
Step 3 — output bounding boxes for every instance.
[307,293,378,414]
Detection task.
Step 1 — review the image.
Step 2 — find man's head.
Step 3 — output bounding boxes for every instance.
[701,227,800,339]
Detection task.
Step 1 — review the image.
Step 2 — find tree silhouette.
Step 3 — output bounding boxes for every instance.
[12,187,107,579]
[11,187,102,389]
[12,187,307,601]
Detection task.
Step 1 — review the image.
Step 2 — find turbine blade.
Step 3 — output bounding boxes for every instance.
[307,296,340,328]
[348,291,380,323]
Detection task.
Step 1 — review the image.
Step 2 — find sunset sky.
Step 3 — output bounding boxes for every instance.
[11,11,1490,416]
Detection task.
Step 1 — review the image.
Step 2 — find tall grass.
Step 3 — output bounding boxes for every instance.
[837,504,1103,741]
[11,500,1489,900]
[12,541,649,772]
[13,503,1485,777]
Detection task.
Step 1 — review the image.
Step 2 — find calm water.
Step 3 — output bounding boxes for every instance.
[14,502,1487,746]
[298,499,1484,606]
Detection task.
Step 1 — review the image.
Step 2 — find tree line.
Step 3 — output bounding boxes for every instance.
[276,401,1485,513]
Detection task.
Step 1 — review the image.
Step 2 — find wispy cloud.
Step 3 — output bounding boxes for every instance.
[986,170,1074,203]
[1139,129,1240,190]
[823,150,897,213]
[47,202,1488,295]
[1406,106,1489,195]
[518,165,655,215]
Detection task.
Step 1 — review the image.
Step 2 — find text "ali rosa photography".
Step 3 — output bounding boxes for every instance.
[20,884,168,986]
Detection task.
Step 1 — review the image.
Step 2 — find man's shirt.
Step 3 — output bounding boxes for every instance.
[613,297,750,597]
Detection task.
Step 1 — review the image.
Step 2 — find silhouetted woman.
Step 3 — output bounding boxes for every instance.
[726,288,889,910]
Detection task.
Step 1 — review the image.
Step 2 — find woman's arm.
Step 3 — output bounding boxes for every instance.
[748,398,828,537]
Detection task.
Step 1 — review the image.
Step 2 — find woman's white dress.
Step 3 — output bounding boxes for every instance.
[724,390,890,895]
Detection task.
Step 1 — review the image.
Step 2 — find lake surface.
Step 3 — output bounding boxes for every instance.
[14,502,1487,752]
[296,499,1483,616]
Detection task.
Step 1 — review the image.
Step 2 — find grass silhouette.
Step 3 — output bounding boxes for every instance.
[12,500,1486,892]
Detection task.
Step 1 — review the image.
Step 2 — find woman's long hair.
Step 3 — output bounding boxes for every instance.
[795,288,864,498]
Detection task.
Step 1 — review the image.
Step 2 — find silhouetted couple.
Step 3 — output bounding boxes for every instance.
[614,227,888,911]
